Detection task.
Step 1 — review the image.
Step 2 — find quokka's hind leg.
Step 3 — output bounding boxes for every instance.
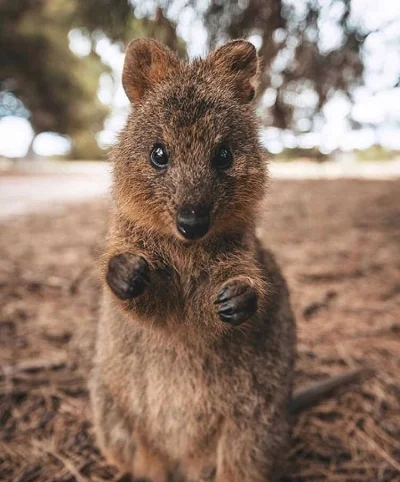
[214,415,291,482]
[90,376,170,482]
[90,376,136,472]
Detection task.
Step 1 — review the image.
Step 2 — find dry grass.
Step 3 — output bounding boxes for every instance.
[0,179,399,481]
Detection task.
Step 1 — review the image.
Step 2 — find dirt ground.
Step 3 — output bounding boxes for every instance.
[1,179,399,482]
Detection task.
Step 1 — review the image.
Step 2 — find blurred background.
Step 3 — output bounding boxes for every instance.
[1,0,400,162]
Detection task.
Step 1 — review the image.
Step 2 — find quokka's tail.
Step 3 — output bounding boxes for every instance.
[288,368,373,415]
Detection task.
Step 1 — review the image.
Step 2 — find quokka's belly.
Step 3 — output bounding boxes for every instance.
[134,363,223,461]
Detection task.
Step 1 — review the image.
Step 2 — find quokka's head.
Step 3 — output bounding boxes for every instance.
[112,38,267,242]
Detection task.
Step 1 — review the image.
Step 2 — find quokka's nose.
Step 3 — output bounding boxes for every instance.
[176,205,210,240]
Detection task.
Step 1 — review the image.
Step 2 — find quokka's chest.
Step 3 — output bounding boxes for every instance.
[154,260,213,304]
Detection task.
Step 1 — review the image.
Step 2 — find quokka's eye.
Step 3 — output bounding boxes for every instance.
[150,143,169,169]
[213,145,233,170]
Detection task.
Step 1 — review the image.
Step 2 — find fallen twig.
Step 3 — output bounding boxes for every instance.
[32,441,89,482]
[1,357,67,377]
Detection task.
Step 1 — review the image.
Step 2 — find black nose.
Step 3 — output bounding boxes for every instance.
[176,205,210,240]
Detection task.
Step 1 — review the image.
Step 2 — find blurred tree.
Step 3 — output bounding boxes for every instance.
[0,0,109,158]
[73,0,185,55]
[200,0,381,130]
[0,0,398,157]
[0,0,184,158]
[84,0,397,132]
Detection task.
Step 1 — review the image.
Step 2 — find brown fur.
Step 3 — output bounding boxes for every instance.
[90,39,296,481]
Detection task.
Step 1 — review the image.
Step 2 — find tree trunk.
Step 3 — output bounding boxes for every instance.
[24,135,36,160]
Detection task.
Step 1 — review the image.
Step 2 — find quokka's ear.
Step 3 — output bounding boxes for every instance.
[207,40,259,103]
[122,38,180,103]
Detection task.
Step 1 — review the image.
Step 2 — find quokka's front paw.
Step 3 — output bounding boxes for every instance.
[106,253,149,300]
[215,280,258,326]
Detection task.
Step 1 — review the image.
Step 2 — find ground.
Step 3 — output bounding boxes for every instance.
[0,179,399,482]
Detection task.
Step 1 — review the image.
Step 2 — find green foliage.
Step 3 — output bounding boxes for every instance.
[72,0,134,42]
[69,131,107,160]
[273,147,328,162]
[353,145,399,162]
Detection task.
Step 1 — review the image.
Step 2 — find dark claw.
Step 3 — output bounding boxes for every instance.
[215,281,258,326]
[217,310,250,326]
[215,282,248,303]
[106,253,149,300]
